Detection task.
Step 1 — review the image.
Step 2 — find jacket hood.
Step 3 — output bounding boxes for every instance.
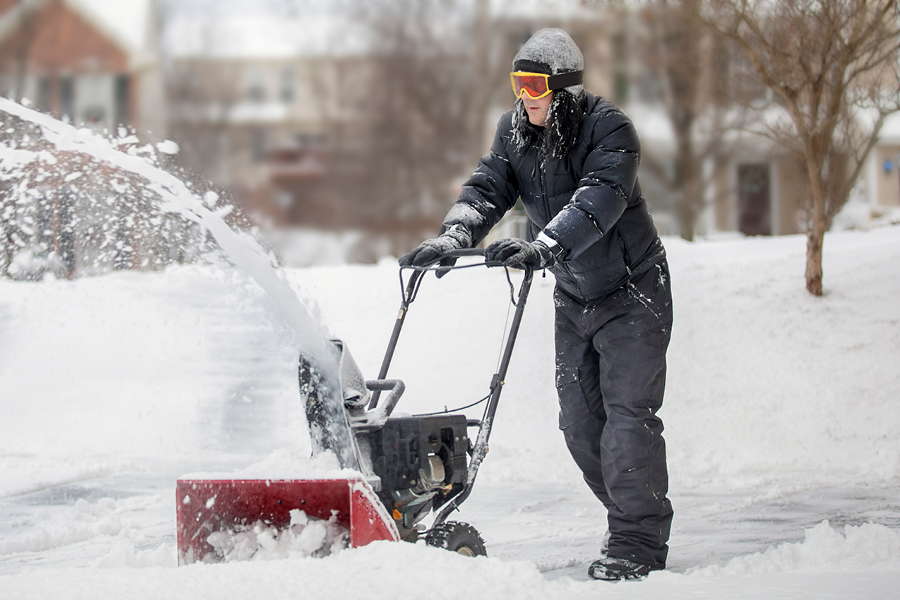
[513,28,584,96]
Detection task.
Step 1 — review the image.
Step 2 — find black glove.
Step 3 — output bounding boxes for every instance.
[485,238,557,269]
[399,228,470,277]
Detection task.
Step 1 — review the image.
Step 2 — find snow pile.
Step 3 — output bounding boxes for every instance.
[4,522,900,600]
[0,494,169,563]
[206,510,348,562]
[0,498,125,557]
[832,195,900,231]
[660,230,900,488]
[690,521,900,577]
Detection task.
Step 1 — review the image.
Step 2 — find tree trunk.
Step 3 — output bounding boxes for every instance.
[805,170,827,296]
[678,199,695,241]
[805,225,825,296]
[675,133,701,241]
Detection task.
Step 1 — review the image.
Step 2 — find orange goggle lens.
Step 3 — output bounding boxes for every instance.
[510,70,584,100]
[511,72,551,99]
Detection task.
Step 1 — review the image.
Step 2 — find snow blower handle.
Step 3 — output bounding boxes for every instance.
[371,248,527,410]
[431,263,534,526]
[446,247,487,258]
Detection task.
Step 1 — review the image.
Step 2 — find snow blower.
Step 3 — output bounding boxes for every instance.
[176,249,533,563]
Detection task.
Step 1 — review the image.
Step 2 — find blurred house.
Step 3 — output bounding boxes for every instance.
[159,2,898,266]
[0,0,166,279]
[868,114,900,222]
[162,4,817,254]
[163,14,365,232]
[0,0,165,137]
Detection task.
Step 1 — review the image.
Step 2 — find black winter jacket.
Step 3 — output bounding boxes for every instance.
[442,91,665,301]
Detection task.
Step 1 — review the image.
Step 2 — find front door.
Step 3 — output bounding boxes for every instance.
[737,163,771,236]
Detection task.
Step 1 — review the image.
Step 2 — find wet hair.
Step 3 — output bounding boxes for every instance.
[511,88,586,159]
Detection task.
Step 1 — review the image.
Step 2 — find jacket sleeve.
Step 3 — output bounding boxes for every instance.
[542,109,640,260]
[440,114,520,245]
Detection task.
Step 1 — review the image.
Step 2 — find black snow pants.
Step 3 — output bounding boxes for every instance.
[554,260,673,569]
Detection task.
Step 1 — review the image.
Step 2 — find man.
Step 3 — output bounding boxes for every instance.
[400,28,673,581]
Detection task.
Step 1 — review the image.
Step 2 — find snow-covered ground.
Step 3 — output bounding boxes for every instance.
[2,223,900,598]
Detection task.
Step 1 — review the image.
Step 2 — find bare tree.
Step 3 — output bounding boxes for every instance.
[577,0,762,240]
[321,0,501,254]
[687,0,900,295]
[155,0,248,190]
[637,1,766,241]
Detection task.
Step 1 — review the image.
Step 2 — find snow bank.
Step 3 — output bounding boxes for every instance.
[661,229,900,488]
[0,494,167,558]
[690,521,900,576]
[5,542,573,600]
[4,521,900,600]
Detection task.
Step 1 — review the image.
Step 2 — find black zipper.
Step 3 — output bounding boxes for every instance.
[539,156,550,223]
[540,155,582,296]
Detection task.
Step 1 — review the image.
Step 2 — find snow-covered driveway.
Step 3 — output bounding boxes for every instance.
[2,227,900,598]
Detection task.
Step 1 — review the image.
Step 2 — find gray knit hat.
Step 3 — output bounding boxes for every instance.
[513,28,584,96]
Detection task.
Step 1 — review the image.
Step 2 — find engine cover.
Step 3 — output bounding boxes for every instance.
[364,415,468,499]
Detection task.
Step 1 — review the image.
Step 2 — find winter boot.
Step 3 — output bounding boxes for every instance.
[599,530,610,556]
[588,556,657,581]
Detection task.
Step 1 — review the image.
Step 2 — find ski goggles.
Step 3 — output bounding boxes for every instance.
[510,70,583,99]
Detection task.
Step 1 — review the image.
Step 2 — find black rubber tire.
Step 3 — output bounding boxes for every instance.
[425,521,487,557]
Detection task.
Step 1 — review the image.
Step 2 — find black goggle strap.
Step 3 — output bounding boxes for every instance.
[547,70,584,91]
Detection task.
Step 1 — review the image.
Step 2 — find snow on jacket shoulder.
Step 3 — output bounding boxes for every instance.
[442,91,664,301]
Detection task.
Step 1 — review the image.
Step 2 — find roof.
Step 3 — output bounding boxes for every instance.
[879,112,900,145]
[75,0,153,56]
[0,0,154,65]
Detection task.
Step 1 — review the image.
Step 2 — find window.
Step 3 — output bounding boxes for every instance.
[114,75,129,127]
[60,76,75,121]
[737,163,771,236]
[280,67,295,103]
[36,76,52,113]
[251,128,267,162]
[76,74,112,128]
[247,67,267,103]
[612,32,629,103]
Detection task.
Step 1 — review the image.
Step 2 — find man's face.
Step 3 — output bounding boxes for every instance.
[523,91,553,127]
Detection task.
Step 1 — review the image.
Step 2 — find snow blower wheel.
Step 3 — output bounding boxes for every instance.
[425,521,487,557]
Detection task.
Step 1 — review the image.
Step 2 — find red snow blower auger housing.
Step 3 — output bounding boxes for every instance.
[176,249,533,564]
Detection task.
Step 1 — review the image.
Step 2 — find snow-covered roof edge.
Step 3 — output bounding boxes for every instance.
[879,112,900,145]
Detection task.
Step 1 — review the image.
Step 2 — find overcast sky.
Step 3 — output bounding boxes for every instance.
[161,0,356,18]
